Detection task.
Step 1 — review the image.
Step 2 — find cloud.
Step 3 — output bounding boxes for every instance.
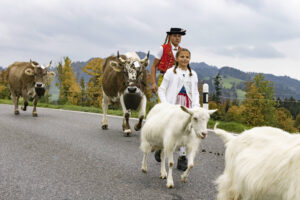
[0,0,299,79]
[214,44,284,58]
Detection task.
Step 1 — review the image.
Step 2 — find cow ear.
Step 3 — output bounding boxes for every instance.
[180,106,193,115]
[47,71,56,77]
[25,68,34,76]
[109,61,122,72]
[208,109,217,115]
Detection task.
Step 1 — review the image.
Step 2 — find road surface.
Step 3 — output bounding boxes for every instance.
[0,104,225,200]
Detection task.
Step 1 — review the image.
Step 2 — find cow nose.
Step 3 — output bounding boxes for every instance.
[36,83,42,88]
[128,87,137,93]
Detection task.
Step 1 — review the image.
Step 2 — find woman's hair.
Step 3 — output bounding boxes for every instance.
[173,48,192,76]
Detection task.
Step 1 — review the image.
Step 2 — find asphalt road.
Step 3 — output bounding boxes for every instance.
[0,103,225,200]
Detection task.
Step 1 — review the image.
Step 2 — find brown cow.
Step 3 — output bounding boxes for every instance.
[7,60,55,117]
[101,52,149,136]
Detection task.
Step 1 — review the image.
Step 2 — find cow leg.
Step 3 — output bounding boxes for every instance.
[122,112,131,136]
[11,93,19,115]
[32,95,38,117]
[21,91,28,111]
[101,92,109,129]
[120,94,131,136]
[134,95,146,131]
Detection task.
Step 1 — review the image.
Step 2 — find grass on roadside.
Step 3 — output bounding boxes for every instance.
[0,98,139,118]
[208,120,250,133]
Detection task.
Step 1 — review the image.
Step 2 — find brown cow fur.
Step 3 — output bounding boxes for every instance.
[101,53,149,136]
[7,61,54,117]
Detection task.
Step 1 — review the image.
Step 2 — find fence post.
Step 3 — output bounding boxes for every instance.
[203,83,209,110]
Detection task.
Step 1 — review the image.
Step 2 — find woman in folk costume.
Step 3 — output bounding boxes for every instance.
[151,27,186,93]
[158,48,200,171]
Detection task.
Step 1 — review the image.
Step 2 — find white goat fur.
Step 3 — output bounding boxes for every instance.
[140,103,216,188]
[214,125,300,200]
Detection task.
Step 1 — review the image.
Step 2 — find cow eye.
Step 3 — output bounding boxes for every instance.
[193,117,198,121]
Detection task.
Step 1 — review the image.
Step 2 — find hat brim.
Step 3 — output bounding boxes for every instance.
[167,31,186,35]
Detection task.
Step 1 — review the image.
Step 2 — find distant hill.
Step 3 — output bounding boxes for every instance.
[3,53,300,100]
[136,52,300,100]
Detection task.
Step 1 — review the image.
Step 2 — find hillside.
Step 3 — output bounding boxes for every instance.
[1,53,300,100]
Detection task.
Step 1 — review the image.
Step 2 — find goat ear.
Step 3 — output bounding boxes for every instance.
[208,109,217,115]
[109,61,122,72]
[25,68,34,76]
[180,106,193,115]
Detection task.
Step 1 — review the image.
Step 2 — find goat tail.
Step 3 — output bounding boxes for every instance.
[214,123,235,144]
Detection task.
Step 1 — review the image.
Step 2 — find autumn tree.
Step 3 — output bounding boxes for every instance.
[242,74,276,126]
[79,77,86,106]
[295,114,300,131]
[225,105,245,123]
[82,58,103,107]
[242,84,265,126]
[252,74,277,125]
[275,107,298,133]
[56,57,81,105]
[0,69,10,99]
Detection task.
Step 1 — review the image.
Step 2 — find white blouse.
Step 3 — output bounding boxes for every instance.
[158,66,200,108]
[155,43,179,60]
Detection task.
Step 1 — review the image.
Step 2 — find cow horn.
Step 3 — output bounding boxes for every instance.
[117,51,126,63]
[141,51,150,66]
[30,60,39,68]
[45,60,52,69]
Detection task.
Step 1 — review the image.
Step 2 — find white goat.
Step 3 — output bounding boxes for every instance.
[140,103,216,188]
[214,124,300,200]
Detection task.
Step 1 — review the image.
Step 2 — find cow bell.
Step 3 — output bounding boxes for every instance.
[35,87,46,97]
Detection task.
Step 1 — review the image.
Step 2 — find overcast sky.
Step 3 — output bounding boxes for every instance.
[1,0,300,80]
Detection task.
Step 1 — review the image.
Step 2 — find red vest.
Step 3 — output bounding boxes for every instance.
[157,43,181,73]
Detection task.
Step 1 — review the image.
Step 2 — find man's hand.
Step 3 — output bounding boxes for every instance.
[152,83,158,93]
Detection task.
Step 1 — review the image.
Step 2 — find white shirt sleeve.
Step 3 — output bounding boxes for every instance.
[158,70,170,103]
[191,71,200,108]
[155,46,163,60]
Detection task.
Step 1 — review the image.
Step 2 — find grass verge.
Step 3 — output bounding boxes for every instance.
[0,99,139,118]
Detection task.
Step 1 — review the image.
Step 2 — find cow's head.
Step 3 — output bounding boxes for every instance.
[24,60,56,97]
[181,106,217,139]
[110,51,149,95]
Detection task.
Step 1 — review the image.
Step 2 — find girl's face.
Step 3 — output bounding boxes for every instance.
[177,51,190,68]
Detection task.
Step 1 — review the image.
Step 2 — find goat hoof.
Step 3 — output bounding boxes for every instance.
[134,124,141,131]
[123,129,131,137]
[141,168,147,173]
[21,106,26,111]
[181,175,187,183]
[14,110,20,115]
[166,183,174,189]
[32,112,38,117]
[102,124,108,130]
[160,175,167,179]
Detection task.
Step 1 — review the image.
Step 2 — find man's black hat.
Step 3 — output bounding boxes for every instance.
[167,28,186,35]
